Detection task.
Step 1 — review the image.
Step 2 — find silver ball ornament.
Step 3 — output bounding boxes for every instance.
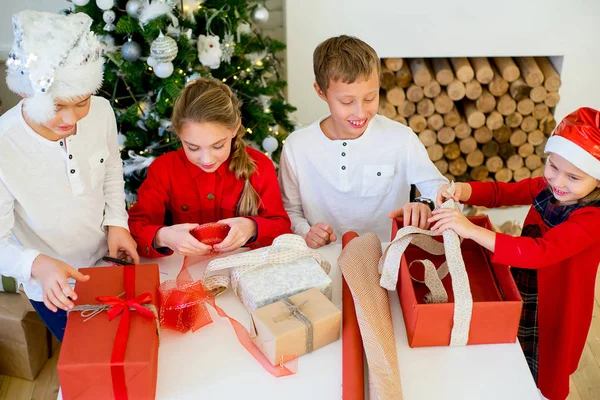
[121,40,142,62]
[126,0,143,18]
[72,0,91,6]
[96,0,114,10]
[154,62,174,79]
[262,136,279,153]
[252,5,270,24]
[150,33,178,64]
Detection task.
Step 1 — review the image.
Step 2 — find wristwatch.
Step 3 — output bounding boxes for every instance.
[413,196,435,211]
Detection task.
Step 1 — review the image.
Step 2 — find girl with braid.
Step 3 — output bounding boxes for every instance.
[429,107,600,400]
[128,78,291,257]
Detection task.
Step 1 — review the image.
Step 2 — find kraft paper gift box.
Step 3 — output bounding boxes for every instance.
[0,291,50,380]
[392,215,523,347]
[252,288,341,365]
[57,264,160,400]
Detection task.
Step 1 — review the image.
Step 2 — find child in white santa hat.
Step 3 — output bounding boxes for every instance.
[0,10,139,341]
[430,107,600,400]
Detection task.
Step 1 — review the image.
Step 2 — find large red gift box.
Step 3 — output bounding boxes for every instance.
[393,215,523,347]
[58,264,160,399]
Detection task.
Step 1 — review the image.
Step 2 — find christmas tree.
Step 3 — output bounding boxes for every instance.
[68,0,296,202]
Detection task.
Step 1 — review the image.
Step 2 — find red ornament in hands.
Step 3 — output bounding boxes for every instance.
[190,222,231,246]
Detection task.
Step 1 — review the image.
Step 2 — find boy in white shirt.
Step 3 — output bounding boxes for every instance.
[0,11,139,341]
[279,35,447,247]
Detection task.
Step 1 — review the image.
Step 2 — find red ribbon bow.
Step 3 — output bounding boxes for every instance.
[97,292,156,321]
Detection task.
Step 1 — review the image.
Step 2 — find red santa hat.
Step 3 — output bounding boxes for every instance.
[544,107,600,180]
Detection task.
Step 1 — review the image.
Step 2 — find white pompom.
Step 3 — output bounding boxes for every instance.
[262,136,279,153]
[103,10,116,23]
[72,0,91,6]
[96,0,114,10]
[146,56,158,67]
[23,94,56,124]
[154,62,174,78]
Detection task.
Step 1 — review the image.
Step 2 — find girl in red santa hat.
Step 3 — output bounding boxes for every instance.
[429,107,600,400]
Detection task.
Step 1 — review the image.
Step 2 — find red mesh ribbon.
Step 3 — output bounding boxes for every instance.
[158,222,296,377]
[96,265,157,400]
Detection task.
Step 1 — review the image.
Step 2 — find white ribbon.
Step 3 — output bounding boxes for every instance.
[379,183,473,346]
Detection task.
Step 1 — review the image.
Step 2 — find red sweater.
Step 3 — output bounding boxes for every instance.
[128,147,291,258]
[468,177,600,400]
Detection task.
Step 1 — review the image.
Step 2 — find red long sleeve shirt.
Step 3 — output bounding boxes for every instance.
[467,177,600,399]
[128,147,291,258]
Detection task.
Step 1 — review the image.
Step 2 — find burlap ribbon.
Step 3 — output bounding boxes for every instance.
[379,183,473,346]
[202,234,331,298]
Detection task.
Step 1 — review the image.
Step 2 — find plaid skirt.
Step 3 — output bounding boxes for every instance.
[511,266,539,382]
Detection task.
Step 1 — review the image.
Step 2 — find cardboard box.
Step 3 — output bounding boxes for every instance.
[0,291,50,380]
[252,288,341,365]
[58,265,160,400]
[393,216,523,347]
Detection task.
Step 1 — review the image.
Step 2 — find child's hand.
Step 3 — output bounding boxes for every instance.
[435,182,471,206]
[107,226,140,265]
[388,203,432,229]
[31,254,90,312]
[428,208,477,238]
[213,217,257,253]
[305,222,337,249]
[155,223,213,256]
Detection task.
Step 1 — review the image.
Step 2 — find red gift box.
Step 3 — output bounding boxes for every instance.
[58,264,160,400]
[392,215,522,347]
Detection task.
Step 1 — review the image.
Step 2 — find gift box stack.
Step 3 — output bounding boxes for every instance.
[203,233,342,365]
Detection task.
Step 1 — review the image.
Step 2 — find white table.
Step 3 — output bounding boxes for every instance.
[153,243,540,400]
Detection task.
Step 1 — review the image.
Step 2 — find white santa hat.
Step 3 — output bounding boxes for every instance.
[5,10,104,123]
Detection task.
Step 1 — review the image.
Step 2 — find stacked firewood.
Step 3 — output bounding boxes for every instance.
[379,56,561,182]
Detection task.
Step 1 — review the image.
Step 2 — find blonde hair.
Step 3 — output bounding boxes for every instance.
[579,186,600,205]
[313,35,380,93]
[171,78,261,216]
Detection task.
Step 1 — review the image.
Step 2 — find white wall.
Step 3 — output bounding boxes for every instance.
[286,0,600,126]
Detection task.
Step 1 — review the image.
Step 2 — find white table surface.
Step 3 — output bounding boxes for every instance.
[150,243,540,400]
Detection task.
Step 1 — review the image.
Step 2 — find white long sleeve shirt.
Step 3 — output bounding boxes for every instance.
[0,96,129,301]
[279,114,448,242]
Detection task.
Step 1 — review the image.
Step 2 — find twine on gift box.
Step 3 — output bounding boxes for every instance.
[69,291,161,335]
[273,298,314,354]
